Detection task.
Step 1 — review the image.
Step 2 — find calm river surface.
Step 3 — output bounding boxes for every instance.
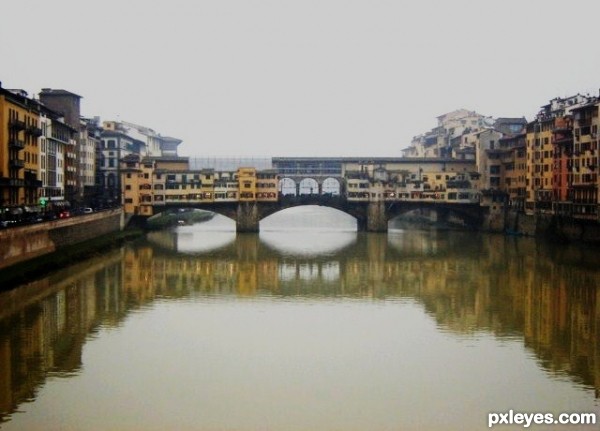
[0,207,598,431]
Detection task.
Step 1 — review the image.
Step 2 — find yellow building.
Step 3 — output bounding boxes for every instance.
[499,133,527,211]
[256,170,279,201]
[571,102,599,219]
[238,167,257,201]
[214,171,239,202]
[121,155,156,216]
[526,118,554,214]
[0,86,42,211]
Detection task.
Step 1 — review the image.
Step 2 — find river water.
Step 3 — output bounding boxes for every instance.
[0,207,598,431]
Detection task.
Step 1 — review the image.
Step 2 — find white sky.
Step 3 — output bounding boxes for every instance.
[2,0,600,157]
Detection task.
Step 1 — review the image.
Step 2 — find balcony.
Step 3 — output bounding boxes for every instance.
[25,179,43,188]
[577,118,592,128]
[9,118,26,130]
[26,125,43,137]
[9,179,25,187]
[10,159,25,169]
[9,139,25,150]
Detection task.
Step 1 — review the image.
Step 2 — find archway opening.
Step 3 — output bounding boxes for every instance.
[299,178,319,195]
[322,177,341,195]
[279,178,297,196]
[261,205,356,232]
[261,206,357,255]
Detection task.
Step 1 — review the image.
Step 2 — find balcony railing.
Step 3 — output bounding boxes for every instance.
[26,125,43,137]
[9,139,25,150]
[25,180,42,188]
[10,160,25,169]
[9,119,26,130]
[9,179,25,187]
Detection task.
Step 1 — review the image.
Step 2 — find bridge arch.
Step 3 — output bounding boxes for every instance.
[259,204,358,230]
[386,202,483,229]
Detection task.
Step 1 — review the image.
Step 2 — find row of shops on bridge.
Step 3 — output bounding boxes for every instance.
[120,155,483,217]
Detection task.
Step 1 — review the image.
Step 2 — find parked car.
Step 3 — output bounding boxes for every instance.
[59,210,71,219]
[82,207,93,214]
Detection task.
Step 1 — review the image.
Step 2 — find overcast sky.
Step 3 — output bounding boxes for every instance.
[2,0,600,157]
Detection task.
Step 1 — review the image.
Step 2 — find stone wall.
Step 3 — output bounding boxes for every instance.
[0,209,123,270]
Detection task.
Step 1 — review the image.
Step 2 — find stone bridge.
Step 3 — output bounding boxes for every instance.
[149,195,485,233]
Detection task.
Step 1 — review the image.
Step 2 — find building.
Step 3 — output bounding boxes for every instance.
[499,132,527,211]
[476,129,503,191]
[551,117,573,215]
[570,101,599,219]
[105,121,182,158]
[99,121,182,207]
[39,107,77,209]
[525,94,597,215]
[79,117,102,205]
[0,85,42,214]
[403,109,494,158]
[38,88,86,205]
[99,123,145,205]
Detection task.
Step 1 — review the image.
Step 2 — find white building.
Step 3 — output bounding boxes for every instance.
[403,109,494,158]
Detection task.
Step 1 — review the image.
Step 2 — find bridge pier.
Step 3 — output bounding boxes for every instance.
[366,201,388,232]
[236,202,260,233]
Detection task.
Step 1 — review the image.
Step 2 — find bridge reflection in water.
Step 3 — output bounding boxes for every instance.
[0,228,598,429]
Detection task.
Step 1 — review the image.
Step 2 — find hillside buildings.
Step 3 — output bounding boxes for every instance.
[403,97,600,221]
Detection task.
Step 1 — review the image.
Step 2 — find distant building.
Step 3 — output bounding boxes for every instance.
[102,120,182,158]
[79,117,102,204]
[39,106,77,206]
[98,120,182,206]
[99,124,145,204]
[403,109,494,158]
[39,88,98,205]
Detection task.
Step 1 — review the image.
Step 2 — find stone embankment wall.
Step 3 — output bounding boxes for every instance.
[0,209,123,270]
[503,209,600,243]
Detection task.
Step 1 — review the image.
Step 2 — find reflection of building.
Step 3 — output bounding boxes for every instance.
[0,251,124,421]
[0,232,598,424]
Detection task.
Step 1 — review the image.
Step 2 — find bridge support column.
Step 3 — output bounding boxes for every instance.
[236,202,260,233]
[366,201,388,232]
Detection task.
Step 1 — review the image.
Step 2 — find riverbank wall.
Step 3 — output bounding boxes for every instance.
[501,208,600,243]
[0,209,124,271]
